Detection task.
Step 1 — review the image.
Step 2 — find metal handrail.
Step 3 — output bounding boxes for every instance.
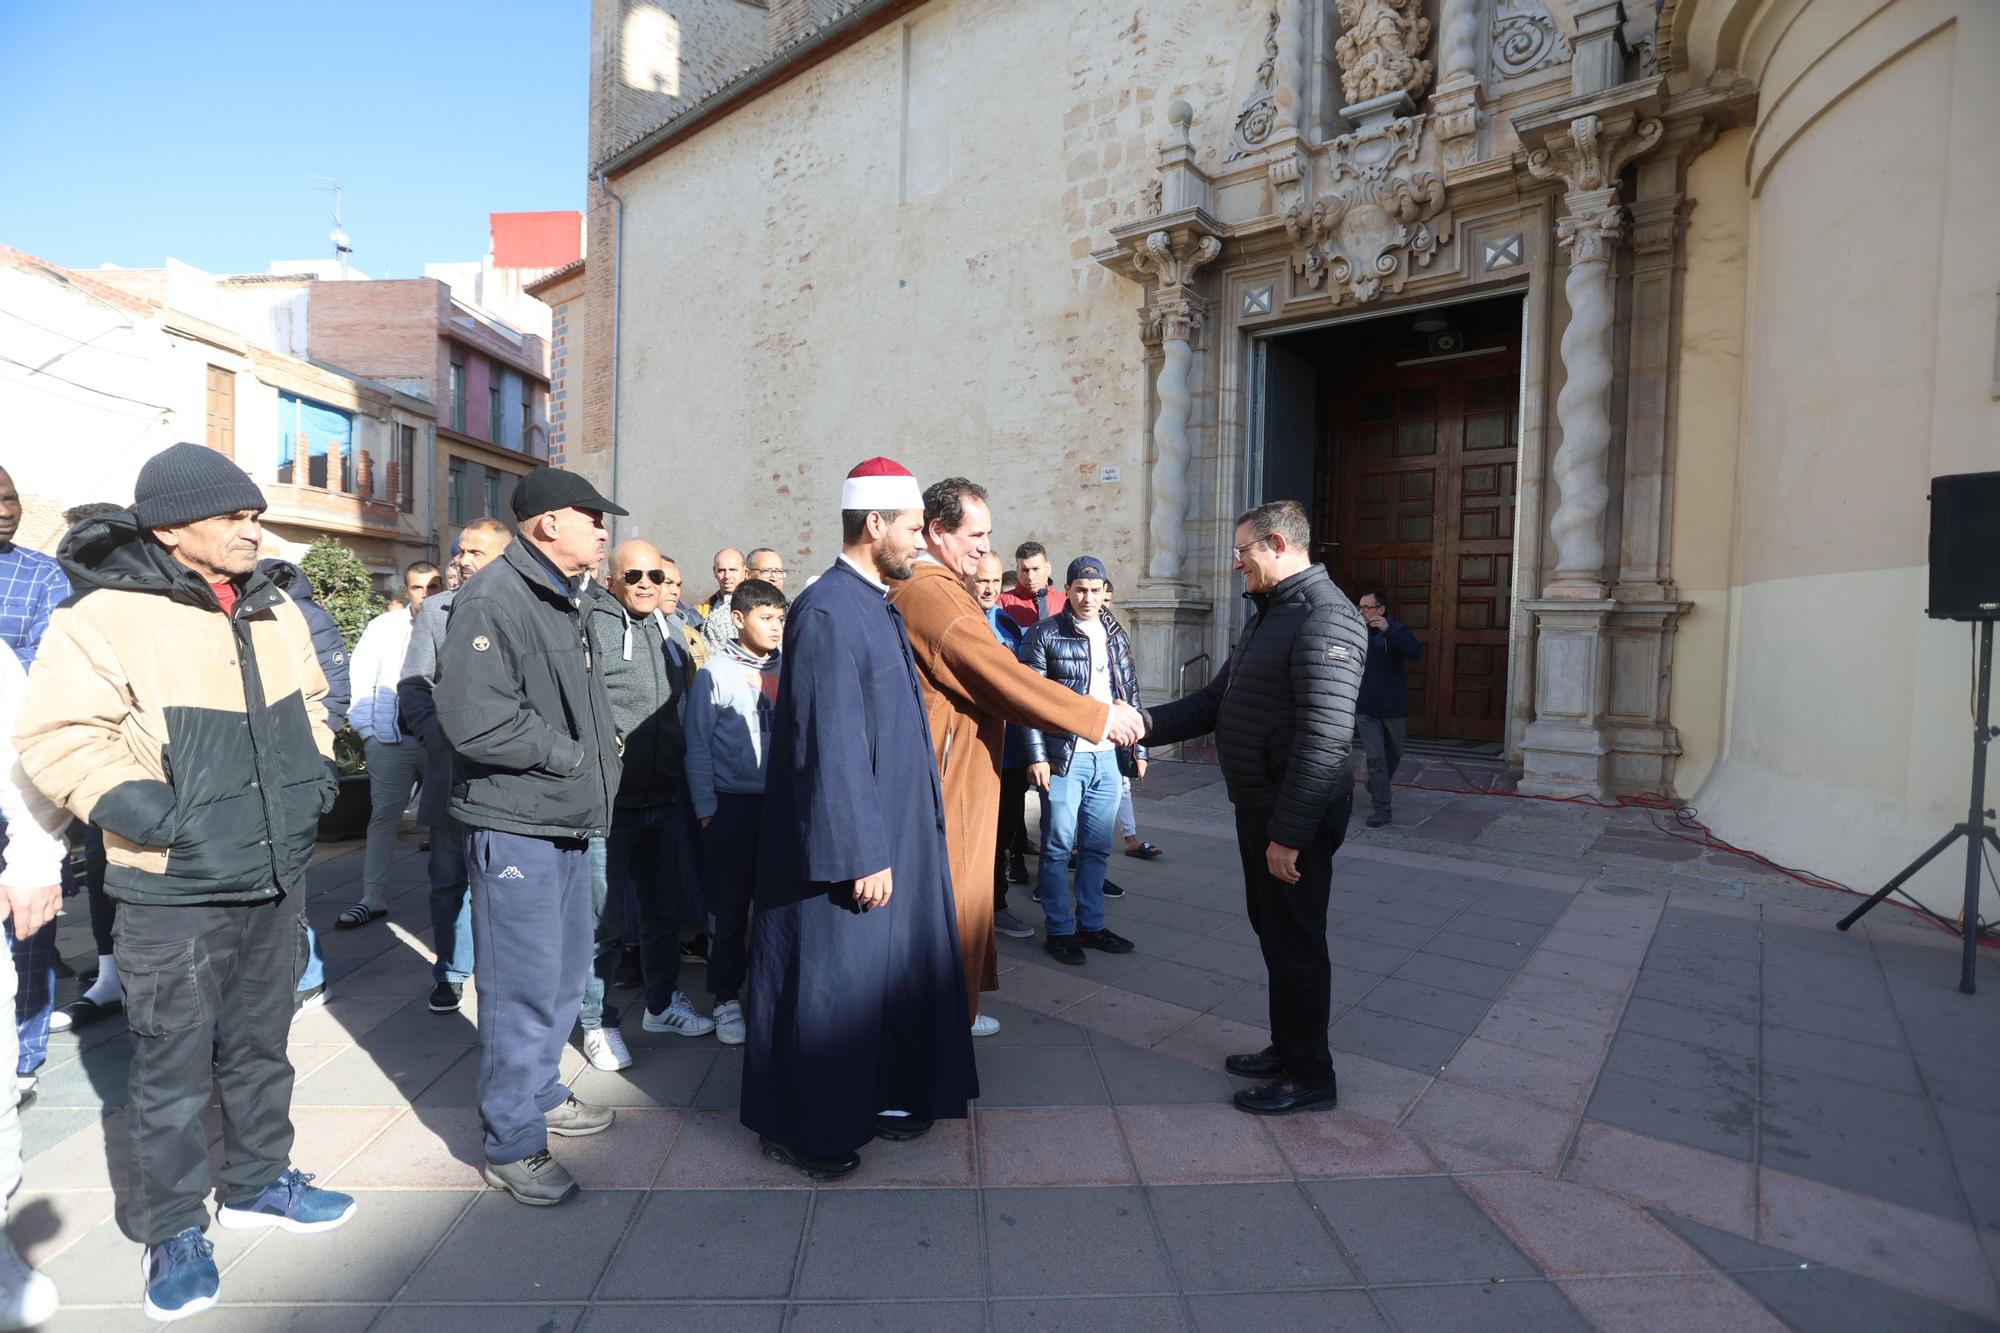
[1178,651,1211,696]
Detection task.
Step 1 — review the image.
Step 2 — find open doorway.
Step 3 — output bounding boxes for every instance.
[1255,293,1525,742]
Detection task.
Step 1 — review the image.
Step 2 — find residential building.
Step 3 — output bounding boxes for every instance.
[579,0,1999,921]
[426,211,584,346]
[524,259,585,468]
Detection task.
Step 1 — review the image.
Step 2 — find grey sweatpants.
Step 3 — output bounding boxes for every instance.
[1356,714,1407,815]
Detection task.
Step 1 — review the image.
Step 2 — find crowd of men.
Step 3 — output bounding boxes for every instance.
[0,440,1430,1324]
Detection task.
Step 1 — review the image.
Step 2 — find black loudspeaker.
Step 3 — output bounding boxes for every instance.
[1928,471,2000,621]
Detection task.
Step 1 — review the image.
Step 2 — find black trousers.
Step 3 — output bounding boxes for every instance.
[1233,796,1350,1085]
[114,895,298,1244]
[994,765,1028,908]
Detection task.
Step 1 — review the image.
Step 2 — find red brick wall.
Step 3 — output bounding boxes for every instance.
[306,280,451,396]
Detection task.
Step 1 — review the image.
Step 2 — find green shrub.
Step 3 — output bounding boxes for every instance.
[299,535,382,649]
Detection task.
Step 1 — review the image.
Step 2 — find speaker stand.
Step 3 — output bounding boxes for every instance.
[1838,620,1997,993]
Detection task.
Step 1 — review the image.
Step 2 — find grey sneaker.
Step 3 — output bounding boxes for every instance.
[482,1149,578,1206]
[544,1094,614,1138]
[993,909,1035,940]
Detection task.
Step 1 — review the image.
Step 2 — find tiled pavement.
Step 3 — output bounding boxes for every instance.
[16,760,2000,1330]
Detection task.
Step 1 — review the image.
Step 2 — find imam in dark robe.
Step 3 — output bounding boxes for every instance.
[739,558,979,1157]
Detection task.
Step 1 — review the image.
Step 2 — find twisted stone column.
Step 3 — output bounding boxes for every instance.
[1438,0,1480,85]
[1526,111,1662,594]
[1132,229,1220,583]
[1271,0,1304,135]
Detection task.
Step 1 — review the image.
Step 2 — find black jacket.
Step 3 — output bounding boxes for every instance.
[435,540,622,840]
[1021,608,1146,778]
[259,558,351,730]
[1144,565,1366,848]
[583,584,694,809]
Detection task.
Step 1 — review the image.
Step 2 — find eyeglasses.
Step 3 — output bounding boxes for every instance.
[621,569,668,586]
[1231,536,1271,558]
[747,567,786,579]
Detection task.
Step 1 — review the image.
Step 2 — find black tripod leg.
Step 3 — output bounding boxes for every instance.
[1837,827,1966,931]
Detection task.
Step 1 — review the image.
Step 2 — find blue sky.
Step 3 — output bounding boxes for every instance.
[0,1,586,278]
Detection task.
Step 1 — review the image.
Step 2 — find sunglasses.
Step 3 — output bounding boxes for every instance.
[621,569,669,586]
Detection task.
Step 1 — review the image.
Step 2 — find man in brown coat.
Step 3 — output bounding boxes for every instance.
[889,478,1145,1034]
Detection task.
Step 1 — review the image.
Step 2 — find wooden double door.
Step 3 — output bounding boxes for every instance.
[1316,348,1520,741]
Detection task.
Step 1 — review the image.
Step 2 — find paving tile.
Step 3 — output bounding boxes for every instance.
[1329,1008,1464,1074]
[221,1189,474,1301]
[1187,1289,1383,1330]
[1169,937,1270,981]
[580,1304,782,1331]
[1538,925,1652,967]
[656,1109,811,1189]
[1936,1104,2000,1230]
[568,1049,717,1108]
[1759,989,1910,1049]
[1446,911,1548,946]
[996,1297,1192,1332]
[692,1048,744,1108]
[1563,1120,1756,1235]
[1337,914,1438,949]
[598,1189,809,1298]
[1471,1003,1616,1065]
[1328,968,1389,1009]
[1305,1176,1540,1283]
[1500,972,1626,1025]
[1584,1069,1754,1161]
[1438,1035,1599,1113]
[990,960,1106,1016]
[1117,1104,1289,1183]
[327,1107,483,1188]
[1459,1171,1712,1277]
[1107,959,1247,1013]
[1150,1181,1355,1290]
[1361,897,1462,929]
[1146,1012,1271,1076]
[1206,980,1272,1027]
[1327,935,1417,976]
[971,1046,1106,1107]
[1758,1167,2000,1317]
[1057,988,1204,1048]
[1925,1060,2000,1118]
[796,1189,982,1299]
[1514,948,1636,994]
[1262,1107,1437,1179]
[789,1302,985,1332]
[1392,948,1512,992]
[16,1111,128,1192]
[1617,995,1759,1058]
[1356,977,1492,1033]
[404,1187,640,1300]
[984,1187,1172,1296]
[1557,1275,1787,1331]
[1326,1050,1436,1123]
[1372,1279,1591,1330]
[1601,1031,1756,1102]
[817,1116,975,1189]
[1658,1211,2000,1330]
[1403,1079,1576,1172]
[977,1106,1134,1187]
[372,1309,580,1333]
[1112,918,1208,960]
[4,1187,116,1268]
[289,1044,475,1107]
[1088,1033,1239,1104]
[974,1000,1092,1047]
[1628,968,1758,1021]
[556,1107,681,1190]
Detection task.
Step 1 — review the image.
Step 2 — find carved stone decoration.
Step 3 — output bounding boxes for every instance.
[1333,0,1433,106]
[1432,0,1483,167]
[1285,114,1450,304]
[1129,229,1221,582]
[1490,0,1573,80]
[1227,2,1305,162]
[1137,177,1163,217]
[1520,108,1663,593]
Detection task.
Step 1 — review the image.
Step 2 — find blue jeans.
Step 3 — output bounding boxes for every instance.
[429,816,473,984]
[1035,749,1122,937]
[297,919,324,992]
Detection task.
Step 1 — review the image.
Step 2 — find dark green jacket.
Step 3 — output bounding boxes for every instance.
[583,585,693,809]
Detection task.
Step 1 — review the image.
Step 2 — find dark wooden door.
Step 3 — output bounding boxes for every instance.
[1323,348,1519,740]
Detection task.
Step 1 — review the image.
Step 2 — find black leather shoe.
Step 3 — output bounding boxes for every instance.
[1233,1076,1339,1116]
[1078,928,1134,955]
[1224,1046,1283,1078]
[1365,811,1392,828]
[1007,853,1029,884]
[1100,879,1126,900]
[759,1137,860,1180]
[873,1115,934,1142]
[1044,934,1086,965]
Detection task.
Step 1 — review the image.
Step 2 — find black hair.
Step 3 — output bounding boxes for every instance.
[1356,588,1389,611]
[841,508,911,545]
[732,578,788,615]
[923,478,988,536]
[1014,540,1047,562]
[63,501,126,526]
[405,560,442,582]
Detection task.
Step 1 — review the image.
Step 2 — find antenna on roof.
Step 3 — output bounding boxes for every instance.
[309,175,354,279]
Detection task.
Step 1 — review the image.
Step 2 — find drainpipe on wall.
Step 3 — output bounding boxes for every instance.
[593,167,625,541]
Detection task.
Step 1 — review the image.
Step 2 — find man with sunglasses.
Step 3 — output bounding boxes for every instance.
[702,547,786,651]
[577,541,715,1073]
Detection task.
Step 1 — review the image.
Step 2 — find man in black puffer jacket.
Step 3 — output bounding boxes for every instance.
[1142,500,1366,1116]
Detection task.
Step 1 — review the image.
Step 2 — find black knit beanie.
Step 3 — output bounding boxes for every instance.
[132,443,268,530]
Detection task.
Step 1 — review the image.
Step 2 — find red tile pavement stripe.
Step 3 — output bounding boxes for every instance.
[1558,1275,1789,1331]
[1758,1167,2000,1318]
[1459,1171,1716,1278]
[1439,1036,1602,1114]
[977,1106,1136,1187]
[1563,1121,1756,1236]
[1262,1109,1439,1179]
[1402,1079,1579,1173]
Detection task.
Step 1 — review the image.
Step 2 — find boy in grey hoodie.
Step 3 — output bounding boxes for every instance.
[683,578,786,1047]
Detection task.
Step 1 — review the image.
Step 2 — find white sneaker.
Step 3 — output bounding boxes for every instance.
[642,992,717,1038]
[13,1076,33,1097]
[582,1026,633,1071]
[0,1241,57,1330]
[712,999,746,1046]
[970,1013,1002,1037]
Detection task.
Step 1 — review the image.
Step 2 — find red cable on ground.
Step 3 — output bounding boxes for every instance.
[1390,766,1999,950]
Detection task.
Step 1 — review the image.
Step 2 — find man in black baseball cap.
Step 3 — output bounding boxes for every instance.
[434,468,627,1205]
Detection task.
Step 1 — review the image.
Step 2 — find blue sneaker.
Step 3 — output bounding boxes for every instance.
[216,1168,357,1235]
[141,1226,217,1323]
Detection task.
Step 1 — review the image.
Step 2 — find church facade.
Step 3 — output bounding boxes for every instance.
[573,0,1998,917]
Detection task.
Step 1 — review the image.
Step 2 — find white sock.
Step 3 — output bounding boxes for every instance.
[83,957,121,1005]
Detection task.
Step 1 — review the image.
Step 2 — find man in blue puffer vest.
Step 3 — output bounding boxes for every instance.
[1354,588,1424,828]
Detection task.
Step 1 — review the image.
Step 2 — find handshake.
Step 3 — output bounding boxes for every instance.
[1106,701,1147,748]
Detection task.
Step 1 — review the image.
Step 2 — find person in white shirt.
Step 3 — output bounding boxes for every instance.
[335,562,442,929]
[0,643,65,1329]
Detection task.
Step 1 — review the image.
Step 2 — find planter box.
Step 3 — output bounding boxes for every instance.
[318,774,372,842]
